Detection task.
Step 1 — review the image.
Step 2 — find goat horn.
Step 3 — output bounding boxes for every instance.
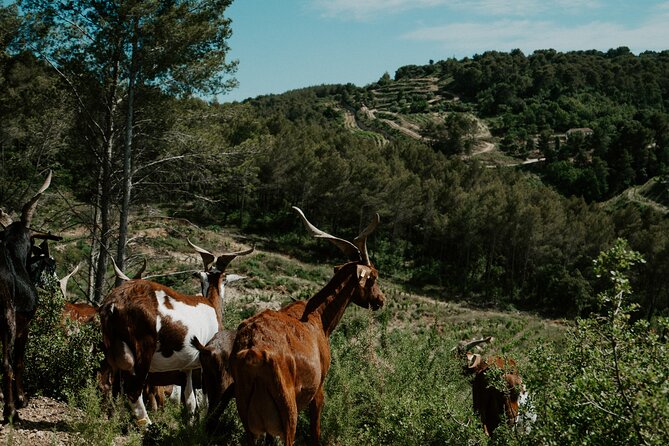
[187,238,216,270]
[30,230,62,241]
[110,257,131,281]
[215,245,254,271]
[353,212,380,266]
[59,262,81,298]
[21,170,52,226]
[132,258,147,279]
[292,206,361,261]
[460,336,494,353]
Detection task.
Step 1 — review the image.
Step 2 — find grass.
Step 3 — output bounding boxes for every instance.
[32,206,568,444]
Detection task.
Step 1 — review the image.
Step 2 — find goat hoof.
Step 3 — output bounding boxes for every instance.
[136,417,152,427]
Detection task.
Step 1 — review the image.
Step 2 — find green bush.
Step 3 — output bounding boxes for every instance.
[26,288,103,400]
[524,239,669,446]
[320,311,485,445]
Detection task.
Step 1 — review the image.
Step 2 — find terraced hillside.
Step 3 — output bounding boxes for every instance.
[338,75,500,159]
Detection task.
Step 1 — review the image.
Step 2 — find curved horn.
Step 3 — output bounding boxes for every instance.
[215,245,254,271]
[0,209,12,228]
[292,206,360,261]
[353,212,380,265]
[59,262,81,298]
[110,257,131,281]
[21,170,52,226]
[460,336,493,354]
[132,258,147,279]
[188,238,216,270]
[30,230,62,241]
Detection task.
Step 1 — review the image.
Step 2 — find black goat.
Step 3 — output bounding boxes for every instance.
[0,171,61,423]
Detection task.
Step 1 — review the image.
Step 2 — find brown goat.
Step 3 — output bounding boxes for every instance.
[457,337,527,436]
[230,206,385,445]
[192,330,236,434]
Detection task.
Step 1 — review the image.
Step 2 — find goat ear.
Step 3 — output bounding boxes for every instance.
[356,265,371,287]
[467,353,482,369]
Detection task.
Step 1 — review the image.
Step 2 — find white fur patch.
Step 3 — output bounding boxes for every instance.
[149,290,218,373]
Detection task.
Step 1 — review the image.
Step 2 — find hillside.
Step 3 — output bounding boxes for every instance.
[2,204,569,445]
[5,48,669,318]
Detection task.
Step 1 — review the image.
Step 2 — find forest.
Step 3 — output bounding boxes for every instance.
[1,2,669,444]
[3,5,669,318]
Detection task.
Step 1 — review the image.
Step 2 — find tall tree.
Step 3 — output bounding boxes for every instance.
[19,0,237,298]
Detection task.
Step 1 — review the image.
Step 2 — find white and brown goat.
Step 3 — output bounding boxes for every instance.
[230,206,385,445]
[98,240,252,425]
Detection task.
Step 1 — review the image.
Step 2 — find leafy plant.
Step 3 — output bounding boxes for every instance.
[525,239,669,445]
[26,288,103,400]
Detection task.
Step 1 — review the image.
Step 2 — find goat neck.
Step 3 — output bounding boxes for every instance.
[302,262,372,336]
[203,270,226,330]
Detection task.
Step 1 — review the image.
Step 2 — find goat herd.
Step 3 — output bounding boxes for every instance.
[1,172,533,444]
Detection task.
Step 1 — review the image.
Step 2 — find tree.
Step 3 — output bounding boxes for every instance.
[19,0,237,299]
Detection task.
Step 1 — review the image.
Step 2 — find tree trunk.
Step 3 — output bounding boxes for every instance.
[116,25,138,286]
[93,56,120,301]
[87,171,102,303]
[94,128,115,301]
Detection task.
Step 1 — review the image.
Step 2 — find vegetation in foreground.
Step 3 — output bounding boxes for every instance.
[24,235,668,445]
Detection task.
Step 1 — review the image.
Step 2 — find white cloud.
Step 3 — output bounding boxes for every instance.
[312,0,445,20]
[312,0,602,20]
[402,12,669,55]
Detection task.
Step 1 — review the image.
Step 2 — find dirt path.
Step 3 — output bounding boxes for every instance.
[0,397,78,445]
[625,186,669,214]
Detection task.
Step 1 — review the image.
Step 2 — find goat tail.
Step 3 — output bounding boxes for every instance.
[190,336,210,356]
[109,340,135,372]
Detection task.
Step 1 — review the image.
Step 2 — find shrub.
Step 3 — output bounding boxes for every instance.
[26,287,103,400]
[524,239,669,446]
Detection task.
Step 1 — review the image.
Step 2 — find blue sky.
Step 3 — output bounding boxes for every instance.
[222,0,669,102]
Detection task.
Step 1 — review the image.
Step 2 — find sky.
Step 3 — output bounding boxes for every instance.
[221,0,669,102]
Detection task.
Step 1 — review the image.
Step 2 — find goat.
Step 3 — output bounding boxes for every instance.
[168,273,245,409]
[98,240,253,425]
[58,263,99,326]
[113,259,241,414]
[230,206,385,445]
[0,170,61,423]
[455,337,531,436]
[192,330,236,434]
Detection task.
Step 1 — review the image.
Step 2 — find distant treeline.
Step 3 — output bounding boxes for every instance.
[2,28,669,318]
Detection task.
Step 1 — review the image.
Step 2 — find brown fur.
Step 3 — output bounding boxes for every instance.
[192,330,236,434]
[230,261,385,445]
[466,355,522,436]
[62,302,98,325]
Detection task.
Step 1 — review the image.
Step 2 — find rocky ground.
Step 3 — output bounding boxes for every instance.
[0,397,78,446]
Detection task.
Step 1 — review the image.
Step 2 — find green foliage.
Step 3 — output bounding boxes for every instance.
[68,381,142,446]
[320,312,485,445]
[26,288,104,400]
[524,240,669,445]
